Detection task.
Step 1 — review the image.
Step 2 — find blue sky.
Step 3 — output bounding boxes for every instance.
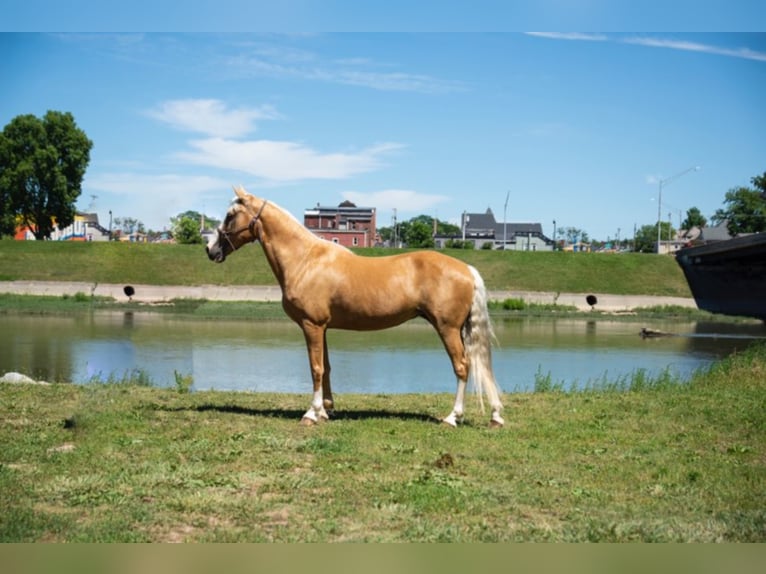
[2,32,765,241]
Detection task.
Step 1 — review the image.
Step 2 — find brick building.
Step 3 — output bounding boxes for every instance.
[303,201,378,248]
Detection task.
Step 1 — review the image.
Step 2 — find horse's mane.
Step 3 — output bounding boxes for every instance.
[246,194,352,253]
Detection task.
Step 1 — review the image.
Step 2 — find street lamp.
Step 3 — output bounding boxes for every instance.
[656,166,700,253]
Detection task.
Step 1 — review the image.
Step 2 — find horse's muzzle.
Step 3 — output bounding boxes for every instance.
[206,244,226,263]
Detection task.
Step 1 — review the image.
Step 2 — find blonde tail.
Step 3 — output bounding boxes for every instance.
[463,266,504,425]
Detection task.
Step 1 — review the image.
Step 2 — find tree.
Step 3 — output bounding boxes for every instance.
[173,216,204,244]
[173,210,220,231]
[113,216,145,236]
[559,226,589,246]
[711,172,766,236]
[0,111,92,239]
[403,220,435,248]
[681,207,707,231]
[633,222,674,253]
[378,214,459,247]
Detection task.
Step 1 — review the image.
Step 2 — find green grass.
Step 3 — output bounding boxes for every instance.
[0,240,692,296]
[1,292,729,323]
[1,345,764,542]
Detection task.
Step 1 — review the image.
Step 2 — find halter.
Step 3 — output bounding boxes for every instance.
[219,199,268,252]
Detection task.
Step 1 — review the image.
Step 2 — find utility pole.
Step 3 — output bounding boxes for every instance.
[552,219,556,251]
[392,208,398,248]
[656,166,700,253]
[503,190,510,250]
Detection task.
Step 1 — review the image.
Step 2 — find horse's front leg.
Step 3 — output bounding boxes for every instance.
[300,323,330,425]
[321,335,335,415]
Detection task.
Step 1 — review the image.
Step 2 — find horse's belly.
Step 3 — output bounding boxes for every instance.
[328,307,418,331]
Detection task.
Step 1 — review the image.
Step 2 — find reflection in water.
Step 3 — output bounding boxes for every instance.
[1,313,763,393]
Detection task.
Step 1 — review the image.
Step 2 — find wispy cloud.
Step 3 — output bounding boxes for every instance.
[86,172,229,198]
[526,32,607,42]
[146,99,281,138]
[341,189,449,213]
[226,44,465,93]
[175,138,404,182]
[527,32,766,63]
[624,36,766,62]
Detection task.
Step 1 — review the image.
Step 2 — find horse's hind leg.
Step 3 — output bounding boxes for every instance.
[300,322,330,425]
[439,327,469,427]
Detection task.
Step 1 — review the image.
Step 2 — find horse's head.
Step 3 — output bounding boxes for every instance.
[206,187,266,263]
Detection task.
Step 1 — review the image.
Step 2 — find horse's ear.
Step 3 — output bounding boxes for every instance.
[233,185,247,200]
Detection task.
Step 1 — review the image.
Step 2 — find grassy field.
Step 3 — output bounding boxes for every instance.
[1,345,764,542]
[0,240,693,297]
[4,239,761,544]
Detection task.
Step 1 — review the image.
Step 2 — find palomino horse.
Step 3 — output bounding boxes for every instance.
[206,186,504,427]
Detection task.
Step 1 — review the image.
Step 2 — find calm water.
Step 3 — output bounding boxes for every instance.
[1,313,764,393]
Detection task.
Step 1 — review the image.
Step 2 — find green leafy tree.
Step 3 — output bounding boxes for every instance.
[113,216,145,235]
[174,210,220,231]
[559,226,589,246]
[378,214,458,246]
[681,207,707,231]
[0,111,92,239]
[633,222,674,253]
[403,220,435,248]
[173,216,204,244]
[711,172,766,236]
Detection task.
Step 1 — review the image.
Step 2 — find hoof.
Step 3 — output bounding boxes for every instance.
[300,416,317,427]
[488,419,504,429]
[441,420,457,428]
[441,413,461,427]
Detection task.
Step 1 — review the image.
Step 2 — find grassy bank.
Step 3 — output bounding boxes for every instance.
[1,345,764,542]
[0,240,692,297]
[2,291,732,323]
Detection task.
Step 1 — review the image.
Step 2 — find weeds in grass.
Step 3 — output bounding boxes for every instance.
[533,365,690,394]
[502,298,526,311]
[173,371,194,394]
[490,298,579,314]
[61,291,91,303]
[85,368,154,387]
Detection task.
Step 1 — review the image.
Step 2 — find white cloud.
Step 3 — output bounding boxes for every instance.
[146,99,280,138]
[341,189,449,213]
[86,172,229,196]
[526,32,608,42]
[227,49,465,93]
[645,174,660,186]
[527,32,766,63]
[84,172,232,229]
[624,36,766,62]
[175,138,404,181]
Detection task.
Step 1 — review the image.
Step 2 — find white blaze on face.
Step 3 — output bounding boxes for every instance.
[206,229,219,253]
[206,203,235,260]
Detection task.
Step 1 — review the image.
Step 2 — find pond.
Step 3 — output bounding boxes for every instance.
[1,313,764,394]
